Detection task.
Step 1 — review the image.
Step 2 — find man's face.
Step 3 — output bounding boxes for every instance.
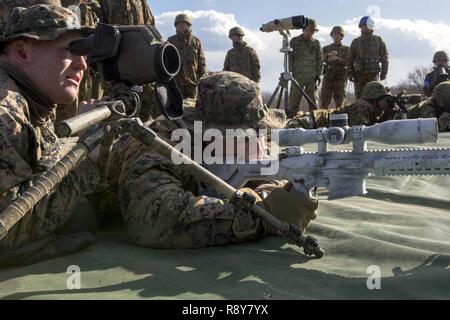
[230,35,243,45]
[331,32,343,43]
[302,27,316,41]
[377,96,390,113]
[176,21,190,33]
[435,59,448,68]
[360,26,371,34]
[21,32,87,104]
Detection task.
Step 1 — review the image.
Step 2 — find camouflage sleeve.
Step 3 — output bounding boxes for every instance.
[347,40,356,79]
[249,48,261,83]
[438,112,450,132]
[142,0,155,25]
[197,39,207,79]
[379,37,389,78]
[316,41,324,78]
[223,50,230,71]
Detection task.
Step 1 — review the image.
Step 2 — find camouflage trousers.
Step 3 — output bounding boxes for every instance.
[0,154,100,266]
[320,77,347,109]
[353,73,379,99]
[288,80,318,117]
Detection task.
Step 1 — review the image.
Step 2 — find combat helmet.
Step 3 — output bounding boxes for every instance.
[330,26,344,37]
[433,51,449,63]
[361,81,390,100]
[431,81,450,107]
[1,4,92,42]
[174,13,192,26]
[229,26,245,38]
[359,16,375,30]
[196,71,286,130]
[306,18,319,31]
[0,0,62,25]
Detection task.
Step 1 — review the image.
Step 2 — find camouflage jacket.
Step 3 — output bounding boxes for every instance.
[223,42,261,83]
[100,0,154,25]
[423,67,450,97]
[286,99,385,129]
[347,33,389,78]
[288,34,323,83]
[61,0,103,26]
[322,42,349,80]
[407,99,450,132]
[168,32,206,87]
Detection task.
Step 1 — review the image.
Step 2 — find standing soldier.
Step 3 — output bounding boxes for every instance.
[320,26,349,109]
[223,26,261,83]
[347,16,389,99]
[168,13,206,99]
[288,19,323,117]
[423,51,449,97]
[100,0,156,121]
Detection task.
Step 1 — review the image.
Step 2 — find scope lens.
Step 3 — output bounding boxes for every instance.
[157,44,181,80]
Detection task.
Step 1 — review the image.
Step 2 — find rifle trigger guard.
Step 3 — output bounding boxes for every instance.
[230,190,256,211]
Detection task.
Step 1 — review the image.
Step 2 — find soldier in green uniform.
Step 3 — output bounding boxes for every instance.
[347,16,389,99]
[107,71,319,249]
[320,26,349,109]
[287,81,396,129]
[223,26,261,83]
[408,81,450,132]
[423,51,449,97]
[168,13,206,99]
[0,5,99,266]
[288,18,323,116]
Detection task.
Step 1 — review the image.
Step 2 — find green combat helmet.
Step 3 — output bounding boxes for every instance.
[0,0,62,25]
[196,71,286,130]
[361,81,390,100]
[433,51,449,63]
[1,4,92,42]
[330,26,344,36]
[306,18,319,31]
[174,13,192,26]
[431,81,450,107]
[229,26,245,38]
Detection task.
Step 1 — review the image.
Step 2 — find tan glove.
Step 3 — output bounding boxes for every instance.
[261,182,319,234]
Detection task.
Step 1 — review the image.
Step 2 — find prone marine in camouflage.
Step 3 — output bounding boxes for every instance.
[288,19,323,116]
[320,26,349,109]
[423,51,449,97]
[0,5,99,266]
[108,71,319,249]
[287,81,397,129]
[347,16,389,99]
[223,26,261,83]
[407,81,450,132]
[168,13,206,99]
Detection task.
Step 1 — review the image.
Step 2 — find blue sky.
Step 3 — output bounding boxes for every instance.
[149,1,450,93]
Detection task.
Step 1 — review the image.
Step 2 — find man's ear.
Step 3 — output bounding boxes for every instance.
[8,39,31,66]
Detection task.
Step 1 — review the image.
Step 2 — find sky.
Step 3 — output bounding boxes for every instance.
[148,0,450,92]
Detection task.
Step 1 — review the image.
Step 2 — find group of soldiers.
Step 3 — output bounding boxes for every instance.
[0,1,449,267]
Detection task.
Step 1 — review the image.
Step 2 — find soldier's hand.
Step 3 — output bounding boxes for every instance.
[380,73,387,81]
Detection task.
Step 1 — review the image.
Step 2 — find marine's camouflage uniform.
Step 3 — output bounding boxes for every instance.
[223,41,261,83]
[286,99,392,129]
[423,67,450,97]
[101,0,157,121]
[0,65,99,265]
[288,34,324,115]
[406,99,450,132]
[168,31,206,99]
[320,43,349,109]
[347,33,389,99]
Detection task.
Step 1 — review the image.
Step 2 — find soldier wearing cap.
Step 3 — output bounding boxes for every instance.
[287,81,397,129]
[288,18,324,116]
[168,13,206,99]
[0,5,99,266]
[320,26,349,109]
[408,81,450,132]
[423,51,449,97]
[347,16,389,99]
[223,26,261,83]
[107,71,319,249]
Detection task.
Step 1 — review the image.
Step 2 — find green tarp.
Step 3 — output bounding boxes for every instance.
[1,133,449,300]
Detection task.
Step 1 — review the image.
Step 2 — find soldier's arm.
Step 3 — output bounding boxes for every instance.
[249,48,261,83]
[197,39,207,79]
[346,41,356,80]
[142,0,155,25]
[288,39,294,73]
[379,37,389,79]
[223,51,230,71]
[316,41,324,78]
[438,112,450,132]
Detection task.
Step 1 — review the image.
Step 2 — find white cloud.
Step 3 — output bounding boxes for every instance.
[155,10,450,92]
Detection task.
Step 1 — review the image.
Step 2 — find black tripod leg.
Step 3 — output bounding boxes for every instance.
[291,78,317,110]
[276,84,285,109]
[268,83,282,108]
